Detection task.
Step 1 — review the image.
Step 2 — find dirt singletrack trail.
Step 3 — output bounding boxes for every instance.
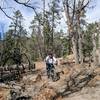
[0,57,100,100]
[35,61,45,70]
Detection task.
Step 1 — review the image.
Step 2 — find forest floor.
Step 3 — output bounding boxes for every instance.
[0,55,100,100]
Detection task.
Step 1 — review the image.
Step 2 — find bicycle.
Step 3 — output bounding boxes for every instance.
[47,64,60,82]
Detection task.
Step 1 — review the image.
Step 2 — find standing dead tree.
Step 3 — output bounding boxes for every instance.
[63,0,91,64]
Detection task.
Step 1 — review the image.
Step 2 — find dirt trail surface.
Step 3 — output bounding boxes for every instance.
[63,85,100,100]
[0,57,100,100]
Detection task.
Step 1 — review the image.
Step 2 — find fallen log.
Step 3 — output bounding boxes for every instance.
[0,63,35,74]
[54,68,97,100]
[0,71,20,82]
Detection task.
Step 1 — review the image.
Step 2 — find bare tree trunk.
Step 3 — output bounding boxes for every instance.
[98,33,100,65]
[78,34,83,64]
[43,0,46,57]
[63,0,79,64]
[77,14,84,64]
[92,33,97,65]
[51,9,54,52]
[35,25,44,60]
[72,35,79,64]
[63,0,90,64]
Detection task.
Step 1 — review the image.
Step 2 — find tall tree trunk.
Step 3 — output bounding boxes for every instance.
[98,33,100,65]
[78,33,83,64]
[51,10,54,52]
[63,0,79,64]
[92,33,97,65]
[43,0,46,56]
[68,38,72,55]
[72,34,79,64]
[77,14,84,64]
[36,25,44,60]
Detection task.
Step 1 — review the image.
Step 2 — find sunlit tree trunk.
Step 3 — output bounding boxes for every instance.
[77,13,84,64]
[72,35,79,64]
[92,33,97,65]
[42,0,46,57]
[63,0,79,64]
[98,33,100,65]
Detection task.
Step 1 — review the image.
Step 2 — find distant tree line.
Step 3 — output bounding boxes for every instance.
[0,0,100,66]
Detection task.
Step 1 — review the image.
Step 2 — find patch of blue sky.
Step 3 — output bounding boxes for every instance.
[86,0,100,22]
[0,0,100,36]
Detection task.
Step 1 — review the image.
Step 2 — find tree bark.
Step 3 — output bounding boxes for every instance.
[98,33,100,65]
[92,33,97,65]
[77,13,84,64]
[63,0,79,64]
[72,34,79,64]
[51,7,55,52]
[43,0,46,57]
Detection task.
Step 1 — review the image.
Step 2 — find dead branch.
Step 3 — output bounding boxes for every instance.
[71,0,76,24]
[0,6,14,20]
[13,0,41,23]
[25,0,31,4]
[81,0,90,11]
[59,67,97,97]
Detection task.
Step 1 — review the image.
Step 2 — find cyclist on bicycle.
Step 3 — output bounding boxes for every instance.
[45,52,57,78]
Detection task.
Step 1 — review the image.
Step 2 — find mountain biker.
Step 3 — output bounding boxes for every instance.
[45,52,57,78]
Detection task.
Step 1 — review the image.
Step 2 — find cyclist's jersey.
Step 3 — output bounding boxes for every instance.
[45,56,57,64]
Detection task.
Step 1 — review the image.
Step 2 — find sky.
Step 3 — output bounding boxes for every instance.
[86,0,100,22]
[0,0,100,38]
